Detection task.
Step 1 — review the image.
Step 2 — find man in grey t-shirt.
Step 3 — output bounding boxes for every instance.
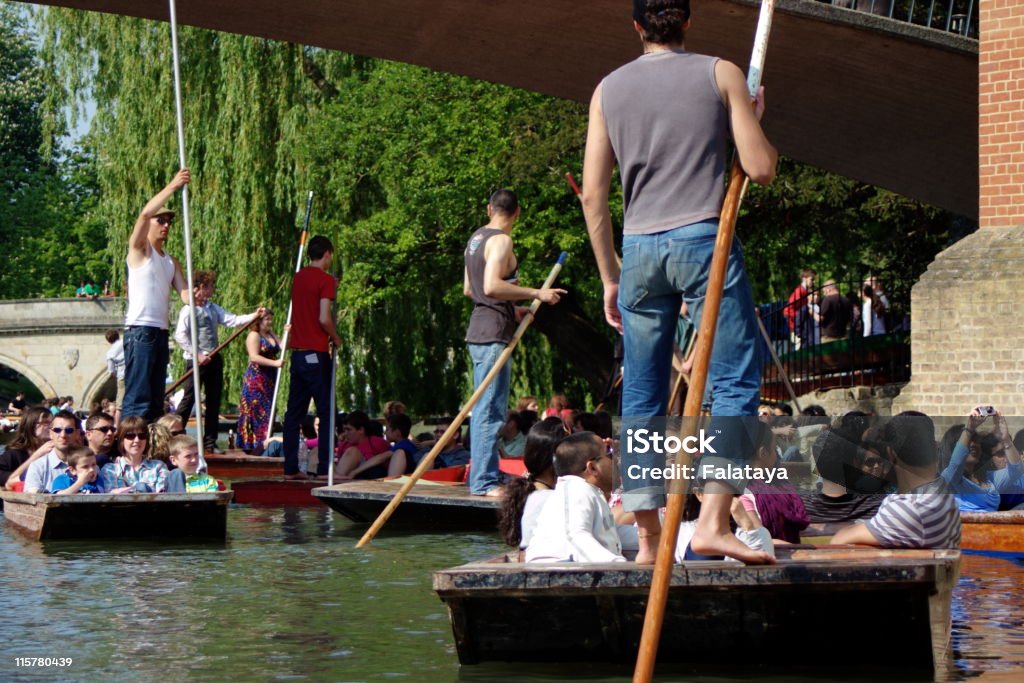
[581,0,777,564]
[463,190,564,496]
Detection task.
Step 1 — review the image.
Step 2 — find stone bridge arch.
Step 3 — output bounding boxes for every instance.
[0,298,124,408]
[0,351,58,401]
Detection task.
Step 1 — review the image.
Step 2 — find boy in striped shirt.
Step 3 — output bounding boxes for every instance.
[833,413,961,549]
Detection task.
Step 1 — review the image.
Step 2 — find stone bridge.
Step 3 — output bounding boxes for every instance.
[0,298,124,408]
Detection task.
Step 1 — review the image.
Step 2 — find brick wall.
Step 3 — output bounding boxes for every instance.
[895,0,1024,416]
[893,226,1024,416]
[979,0,1024,228]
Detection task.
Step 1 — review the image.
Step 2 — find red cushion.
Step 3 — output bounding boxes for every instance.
[499,458,527,477]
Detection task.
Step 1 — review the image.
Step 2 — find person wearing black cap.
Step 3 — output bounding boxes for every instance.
[122,169,191,422]
[581,0,777,564]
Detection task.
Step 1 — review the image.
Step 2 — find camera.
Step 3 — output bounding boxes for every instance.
[978,405,997,416]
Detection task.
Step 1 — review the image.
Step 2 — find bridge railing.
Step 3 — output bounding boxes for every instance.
[757,274,912,403]
[822,0,977,38]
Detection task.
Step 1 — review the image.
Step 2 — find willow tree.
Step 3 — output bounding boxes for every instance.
[36,8,611,415]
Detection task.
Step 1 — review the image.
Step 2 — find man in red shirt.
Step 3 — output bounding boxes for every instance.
[783,269,816,349]
[282,235,343,479]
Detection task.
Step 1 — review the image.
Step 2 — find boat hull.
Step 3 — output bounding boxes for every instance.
[434,548,959,675]
[204,451,283,478]
[230,480,322,506]
[0,491,232,541]
[960,510,1024,552]
[313,480,499,529]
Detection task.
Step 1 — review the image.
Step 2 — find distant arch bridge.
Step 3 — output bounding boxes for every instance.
[0,298,123,408]
[24,0,978,217]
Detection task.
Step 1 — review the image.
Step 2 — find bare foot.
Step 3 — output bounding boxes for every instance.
[283,472,309,481]
[635,533,660,564]
[690,528,775,565]
[477,487,505,498]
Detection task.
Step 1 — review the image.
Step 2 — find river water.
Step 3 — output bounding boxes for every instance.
[0,505,1022,682]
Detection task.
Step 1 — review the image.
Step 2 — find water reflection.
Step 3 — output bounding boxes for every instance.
[0,506,1022,681]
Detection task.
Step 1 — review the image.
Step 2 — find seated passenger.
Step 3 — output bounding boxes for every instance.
[414,422,472,469]
[744,422,809,543]
[83,411,117,469]
[23,410,79,493]
[1,407,53,490]
[497,410,535,458]
[832,412,961,549]
[100,416,169,493]
[335,410,391,480]
[938,407,1023,513]
[384,413,419,477]
[525,431,624,563]
[498,417,565,549]
[165,435,219,492]
[800,430,883,524]
[49,448,107,494]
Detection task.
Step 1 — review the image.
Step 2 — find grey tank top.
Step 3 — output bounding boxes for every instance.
[465,227,517,344]
[601,50,728,235]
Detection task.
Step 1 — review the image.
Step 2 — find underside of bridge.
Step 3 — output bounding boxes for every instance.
[24,0,977,218]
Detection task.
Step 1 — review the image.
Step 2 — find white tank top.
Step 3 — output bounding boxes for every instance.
[125,246,176,329]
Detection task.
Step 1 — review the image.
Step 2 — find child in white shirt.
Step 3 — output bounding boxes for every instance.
[526,432,625,563]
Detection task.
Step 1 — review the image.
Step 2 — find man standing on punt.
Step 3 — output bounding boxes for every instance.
[582,0,778,563]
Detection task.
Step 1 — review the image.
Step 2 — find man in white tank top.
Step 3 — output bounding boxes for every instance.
[122,169,191,422]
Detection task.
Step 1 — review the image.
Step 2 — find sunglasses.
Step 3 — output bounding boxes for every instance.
[171,429,186,436]
[862,457,887,468]
[123,432,148,441]
[90,426,116,434]
[155,216,173,226]
[51,427,77,435]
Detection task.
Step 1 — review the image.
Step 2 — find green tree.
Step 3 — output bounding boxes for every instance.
[0,4,107,299]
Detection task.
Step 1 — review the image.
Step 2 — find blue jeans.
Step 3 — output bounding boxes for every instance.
[282,351,333,475]
[468,342,510,494]
[122,326,170,422]
[619,221,761,512]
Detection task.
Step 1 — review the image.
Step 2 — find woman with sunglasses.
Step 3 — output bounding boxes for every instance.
[1,406,53,490]
[851,441,898,495]
[100,415,169,492]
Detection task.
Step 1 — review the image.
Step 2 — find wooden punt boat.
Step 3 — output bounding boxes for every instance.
[960,510,1024,552]
[0,491,232,541]
[230,479,322,506]
[313,476,500,528]
[203,451,283,478]
[434,547,959,676]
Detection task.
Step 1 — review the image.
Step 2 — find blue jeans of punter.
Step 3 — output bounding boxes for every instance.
[619,221,761,512]
[468,342,511,494]
[122,326,170,422]
[282,350,333,476]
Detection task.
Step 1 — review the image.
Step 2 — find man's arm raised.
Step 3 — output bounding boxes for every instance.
[129,168,190,263]
[481,234,566,305]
